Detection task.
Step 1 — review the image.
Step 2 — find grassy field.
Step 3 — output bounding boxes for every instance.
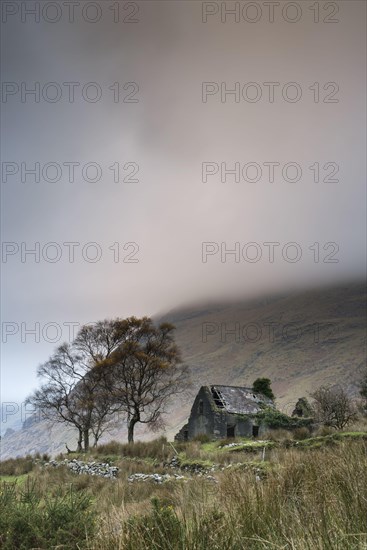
[1,425,367,549]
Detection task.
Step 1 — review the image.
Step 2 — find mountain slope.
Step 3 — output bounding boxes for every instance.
[161,282,366,419]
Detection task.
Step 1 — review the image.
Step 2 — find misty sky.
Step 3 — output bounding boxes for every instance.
[1,0,366,405]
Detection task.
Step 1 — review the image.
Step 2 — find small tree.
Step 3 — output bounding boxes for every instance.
[310,385,357,430]
[292,397,313,418]
[252,378,275,401]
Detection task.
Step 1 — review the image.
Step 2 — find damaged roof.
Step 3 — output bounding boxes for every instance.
[210,385,273,415]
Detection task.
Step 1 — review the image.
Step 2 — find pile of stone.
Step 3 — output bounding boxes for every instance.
[128,472,217,483]
[219,442,244,449]
[128,472,185,484]
[164,455,181,468]
[164,455,216,474]
[181,463,216,474]
[44,459,119,479]
[164,456,181,469]
[219,441,267,449]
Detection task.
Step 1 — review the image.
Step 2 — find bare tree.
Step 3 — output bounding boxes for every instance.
[27,317,189,449]
[27,319,132,452]
[310,385,357,430]
[102,318,190,443]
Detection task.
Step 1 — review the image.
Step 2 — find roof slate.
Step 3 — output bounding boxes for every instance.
[210,385,273,415]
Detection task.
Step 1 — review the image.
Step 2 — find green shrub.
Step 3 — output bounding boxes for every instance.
[0,478,95,549]
[256,408,313,430]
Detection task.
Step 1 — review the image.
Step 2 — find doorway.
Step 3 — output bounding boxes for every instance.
[227,425,235,438]
[252,425,259,437]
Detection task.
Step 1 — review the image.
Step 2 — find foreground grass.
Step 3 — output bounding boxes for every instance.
[92,439,367,550]
[1,433,367,549]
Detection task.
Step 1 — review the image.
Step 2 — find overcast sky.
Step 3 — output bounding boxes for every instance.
[1,0,366,404]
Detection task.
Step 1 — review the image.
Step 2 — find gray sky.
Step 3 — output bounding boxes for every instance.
[1,0,366,403]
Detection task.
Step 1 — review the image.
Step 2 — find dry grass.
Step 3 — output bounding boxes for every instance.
[94,437,173,461]
[90,437,367,550]
[1,433,367,549]
[0,456,34,476]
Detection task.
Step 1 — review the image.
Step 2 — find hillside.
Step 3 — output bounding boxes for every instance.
[1,282,365,459]
[161,282,366,416]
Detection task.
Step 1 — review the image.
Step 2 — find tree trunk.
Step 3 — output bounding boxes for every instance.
[83,429,90,452]
[93,424,102,447]
[77,429,83,452]
[128,416,138,444]
[93,432,100,447]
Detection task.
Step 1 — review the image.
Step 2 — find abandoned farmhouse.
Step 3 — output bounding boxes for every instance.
[175,385,275,441]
